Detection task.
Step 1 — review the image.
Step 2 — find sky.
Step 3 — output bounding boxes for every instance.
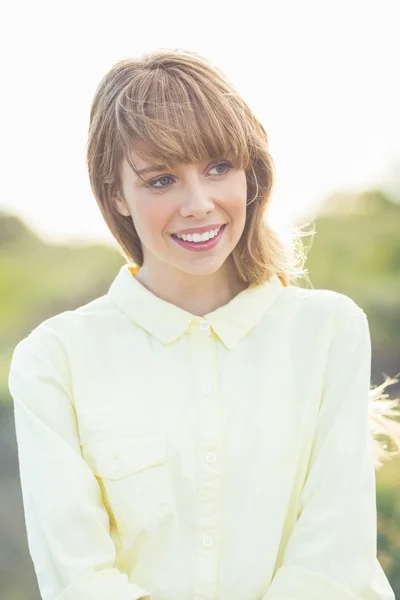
[1,0,399,250]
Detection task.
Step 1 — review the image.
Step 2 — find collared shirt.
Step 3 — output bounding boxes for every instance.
[8,263,395,600]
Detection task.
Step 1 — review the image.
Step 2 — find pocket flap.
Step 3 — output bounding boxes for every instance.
[82,433,166,480]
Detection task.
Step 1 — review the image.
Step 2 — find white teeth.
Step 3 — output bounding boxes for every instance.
[175,227,221,242]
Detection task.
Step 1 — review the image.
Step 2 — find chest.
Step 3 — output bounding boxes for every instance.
[69,317,330,457]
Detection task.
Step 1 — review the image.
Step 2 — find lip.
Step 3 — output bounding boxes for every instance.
[171,224,226,252]
[171,223,226,235]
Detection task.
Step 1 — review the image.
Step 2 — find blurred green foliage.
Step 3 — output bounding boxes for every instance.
[304,189,400,352]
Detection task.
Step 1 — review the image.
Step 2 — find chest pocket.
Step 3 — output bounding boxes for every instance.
[82,432,174,536]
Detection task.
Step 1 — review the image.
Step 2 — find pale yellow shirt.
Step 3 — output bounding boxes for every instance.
[8,264,395,600]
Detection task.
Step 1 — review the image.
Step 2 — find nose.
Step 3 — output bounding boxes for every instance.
[179,179,215,218]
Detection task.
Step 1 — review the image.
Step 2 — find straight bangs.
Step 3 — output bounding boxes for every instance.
[114,66,252,179]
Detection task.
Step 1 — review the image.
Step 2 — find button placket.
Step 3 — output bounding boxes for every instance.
[188,319,222,600]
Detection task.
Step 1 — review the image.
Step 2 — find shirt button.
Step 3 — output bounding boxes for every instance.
[206,452,217,464]
[202,535,213,547]
[111,459,122,471]
[201,384,212,395]
[199,319,210,331]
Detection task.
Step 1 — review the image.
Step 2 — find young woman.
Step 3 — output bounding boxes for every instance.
[9,48,397,600]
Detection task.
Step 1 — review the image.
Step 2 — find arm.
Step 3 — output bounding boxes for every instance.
[262,304,395,600]
[8,330,151,600]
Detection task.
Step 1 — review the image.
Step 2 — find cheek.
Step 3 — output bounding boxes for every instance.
[225,195,247,215]
[221,184,247,222]
[134,200,171,238]
[223,173,247,215]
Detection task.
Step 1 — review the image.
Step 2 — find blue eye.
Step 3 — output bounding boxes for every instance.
[209,162,232,176]
[146,175,175,189]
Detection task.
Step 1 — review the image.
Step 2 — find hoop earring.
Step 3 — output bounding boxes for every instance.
[246,193,258,206]
[246,163,259,206]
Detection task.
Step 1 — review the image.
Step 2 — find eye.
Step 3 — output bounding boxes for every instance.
[208,162,232,176]
[145,175,175,189]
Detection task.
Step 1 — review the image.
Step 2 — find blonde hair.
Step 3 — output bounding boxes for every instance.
[85,47,400,469]
[369,375,400,470]
[85,47,311,288]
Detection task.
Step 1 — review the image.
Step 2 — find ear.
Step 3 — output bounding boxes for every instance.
[113,194,131,217]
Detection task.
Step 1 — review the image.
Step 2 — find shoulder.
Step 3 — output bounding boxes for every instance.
[10,293,123,365]
[278,282,367,331]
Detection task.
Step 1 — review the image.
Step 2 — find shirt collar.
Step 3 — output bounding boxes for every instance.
[107,264,285,350]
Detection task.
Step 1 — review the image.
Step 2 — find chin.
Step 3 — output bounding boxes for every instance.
[173,257,228,277]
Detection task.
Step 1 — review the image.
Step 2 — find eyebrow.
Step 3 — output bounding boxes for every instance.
[135,164,169,176]
[134,158,220,177]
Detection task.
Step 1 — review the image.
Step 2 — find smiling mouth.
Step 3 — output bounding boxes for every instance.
[170,224,227,250]
[171,224,224,241]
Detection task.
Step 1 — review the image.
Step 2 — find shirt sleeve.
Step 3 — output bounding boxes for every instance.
[8,330,152,600]
[262,307,395,600]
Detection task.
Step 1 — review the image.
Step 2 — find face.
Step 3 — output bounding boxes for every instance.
[114,150,248,281]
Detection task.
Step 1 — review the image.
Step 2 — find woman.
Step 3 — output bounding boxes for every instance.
[8,48,397,600]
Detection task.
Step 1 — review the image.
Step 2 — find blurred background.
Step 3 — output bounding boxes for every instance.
[0,0,399,598]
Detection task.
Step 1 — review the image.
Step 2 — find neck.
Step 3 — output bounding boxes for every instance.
[135,260,248,316]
